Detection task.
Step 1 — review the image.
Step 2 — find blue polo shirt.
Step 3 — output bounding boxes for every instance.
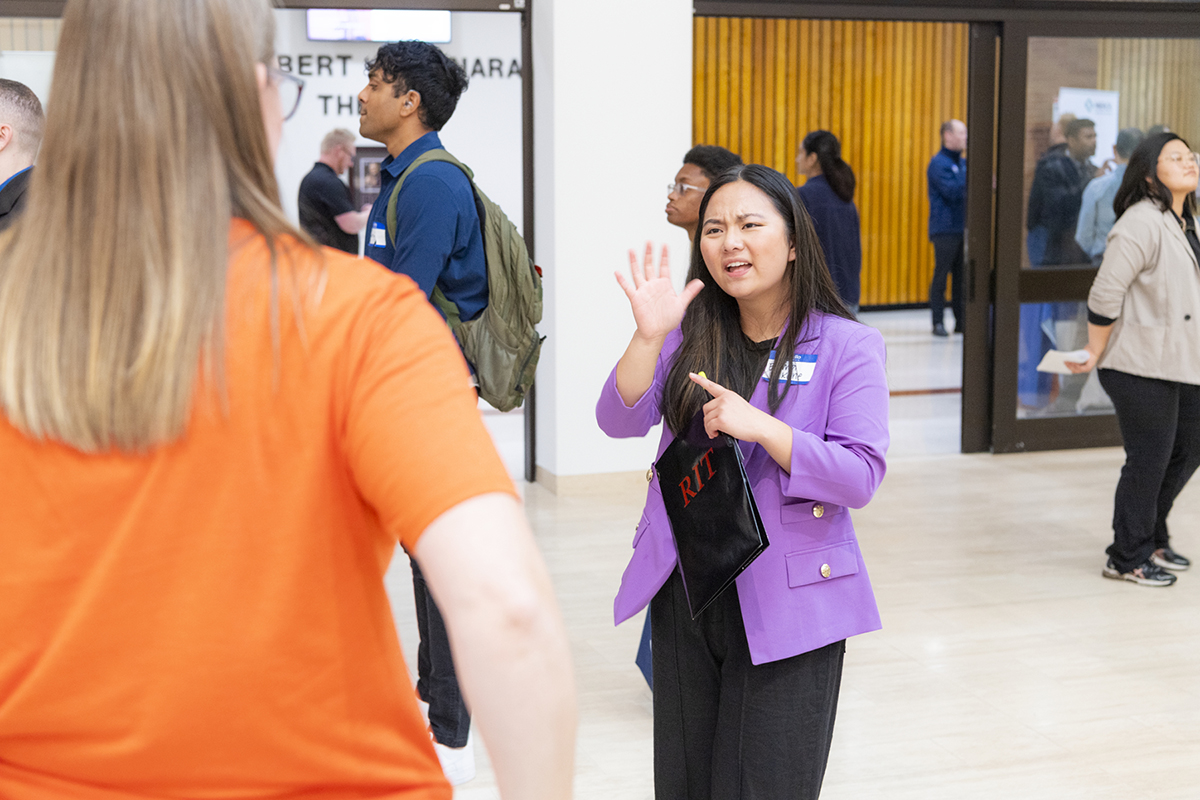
[365,131,488,322]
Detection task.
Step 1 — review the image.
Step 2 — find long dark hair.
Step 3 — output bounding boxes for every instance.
[1114,131,1198,220]
[802,130,856,203]
[662,164,853,436]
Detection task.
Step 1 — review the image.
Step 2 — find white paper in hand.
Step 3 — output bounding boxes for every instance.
[1036,349,1091,374]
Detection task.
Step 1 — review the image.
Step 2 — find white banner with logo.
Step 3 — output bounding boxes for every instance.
[1054,87,1120,170]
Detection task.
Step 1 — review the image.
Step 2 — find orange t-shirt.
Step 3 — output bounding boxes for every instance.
[0,220,515,799]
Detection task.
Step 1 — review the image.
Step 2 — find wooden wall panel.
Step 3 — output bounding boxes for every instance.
[694,17,969,306]
[1098,38,1200,145]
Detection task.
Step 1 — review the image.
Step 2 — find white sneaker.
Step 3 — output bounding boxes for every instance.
[433,729,476,786]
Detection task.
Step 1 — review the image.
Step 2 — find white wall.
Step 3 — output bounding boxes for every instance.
[533,0,694,480]
[0,51,55,112]
[272,10,523,230]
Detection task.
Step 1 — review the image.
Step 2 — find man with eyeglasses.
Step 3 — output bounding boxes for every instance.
[298,128,372,254]
[665,145,743,242]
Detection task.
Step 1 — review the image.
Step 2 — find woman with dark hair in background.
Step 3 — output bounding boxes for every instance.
[1067,132,1200,587]
[598,164,888,797]
[796,130,862,315]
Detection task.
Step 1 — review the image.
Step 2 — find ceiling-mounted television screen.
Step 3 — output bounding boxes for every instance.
[306,9,452,43]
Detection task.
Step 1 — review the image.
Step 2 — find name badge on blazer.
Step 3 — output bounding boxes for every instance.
[762,351,818,384]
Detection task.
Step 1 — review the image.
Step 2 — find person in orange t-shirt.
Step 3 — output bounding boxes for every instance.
[0,1,575,798]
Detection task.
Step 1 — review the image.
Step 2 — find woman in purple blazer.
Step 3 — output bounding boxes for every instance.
[596,164,888,798]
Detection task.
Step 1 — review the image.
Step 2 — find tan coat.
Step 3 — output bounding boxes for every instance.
[1088,197,1200,384]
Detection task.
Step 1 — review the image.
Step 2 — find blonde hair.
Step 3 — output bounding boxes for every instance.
[0,0,308,453]
[321,128,356,155]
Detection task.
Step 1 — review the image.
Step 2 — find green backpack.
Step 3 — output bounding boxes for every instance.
[385,149,544,412]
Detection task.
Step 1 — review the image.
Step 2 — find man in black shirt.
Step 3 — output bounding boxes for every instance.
[298,128,370,254]
[0,79,44,233]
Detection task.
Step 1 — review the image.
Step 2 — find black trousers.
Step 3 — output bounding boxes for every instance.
[410,558,471,747]
[929,233,965,328]
[650,570,845,800]
[1099,369,1200,572]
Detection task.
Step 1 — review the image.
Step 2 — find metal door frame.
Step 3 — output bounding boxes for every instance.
[990,18,1200,452]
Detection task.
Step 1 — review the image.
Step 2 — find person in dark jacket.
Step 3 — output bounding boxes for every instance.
[0,79,44,233]
[926,119,967,336]
[1019,117,1097,409]
[796,130,862,315]
[1027,117,1097,267]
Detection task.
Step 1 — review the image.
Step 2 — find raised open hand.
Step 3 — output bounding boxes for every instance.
[615,242,704,341]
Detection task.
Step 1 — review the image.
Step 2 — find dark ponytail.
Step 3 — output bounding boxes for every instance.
[802,130,856,203]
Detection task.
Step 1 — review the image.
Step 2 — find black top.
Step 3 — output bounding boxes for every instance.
[298,162,358,254]
[0,167,32,234]
[731,337,777,401]
[1173,209,1200,270]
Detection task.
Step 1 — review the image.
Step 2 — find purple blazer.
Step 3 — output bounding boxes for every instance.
[595,312,888,665]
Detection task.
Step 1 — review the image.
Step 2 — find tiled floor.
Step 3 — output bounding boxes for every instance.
[385,311,1200,798]
[859,308,964,459]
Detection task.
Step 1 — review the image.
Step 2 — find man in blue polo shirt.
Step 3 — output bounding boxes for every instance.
[359,42,486,327]
[358,41,483,786]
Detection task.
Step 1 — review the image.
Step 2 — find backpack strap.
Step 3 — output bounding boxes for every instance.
[384,148,477,332]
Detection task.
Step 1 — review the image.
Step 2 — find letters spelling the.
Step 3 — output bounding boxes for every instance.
[679,448,716,508]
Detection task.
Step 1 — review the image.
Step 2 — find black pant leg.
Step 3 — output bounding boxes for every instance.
[654,569,845,800]
[708,587,845,800]
[1098,369,1180,572]
[410,557,471,748]
[652,570,721,800]
[949,234,965,327]
[1153,382,1200,550]
[929,234,963,326]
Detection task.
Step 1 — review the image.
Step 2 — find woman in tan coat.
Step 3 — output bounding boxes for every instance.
[1068,132,1200,587]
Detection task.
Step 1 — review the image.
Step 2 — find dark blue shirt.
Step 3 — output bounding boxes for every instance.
[796,175,862,308]
[365,132,488,322]
[926,147,966,238]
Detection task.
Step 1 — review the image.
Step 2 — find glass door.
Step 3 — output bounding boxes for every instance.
[992,21,1200,452]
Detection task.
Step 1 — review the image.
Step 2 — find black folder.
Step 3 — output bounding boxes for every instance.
[654,410,769,619]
